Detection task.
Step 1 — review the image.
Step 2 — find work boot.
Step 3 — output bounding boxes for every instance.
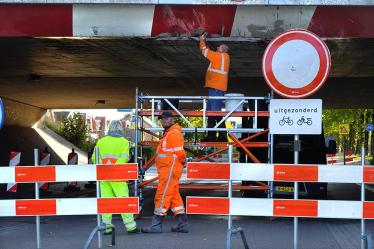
[171,213,189,233]
[127,227,140,234]
[103,228,112,235]
[141,215,164,233]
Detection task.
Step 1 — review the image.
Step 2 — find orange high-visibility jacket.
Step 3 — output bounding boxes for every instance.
[156,123,186,163]
[200,39,230,92]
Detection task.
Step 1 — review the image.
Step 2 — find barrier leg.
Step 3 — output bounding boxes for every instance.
[83,225,115,249]
[367,233,372,249]
[293,135,300,249]
[226,145,250,249]
[361,147,366,249]
[34,149,41,249]
[230,228,250,249]
[226,229,232,249]
[227,145,233,249]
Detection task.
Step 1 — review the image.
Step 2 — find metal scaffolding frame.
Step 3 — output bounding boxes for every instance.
[134,88,273,204]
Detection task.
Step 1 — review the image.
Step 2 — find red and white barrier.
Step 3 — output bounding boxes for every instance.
[0,164,138,183]
[7,151,21,193]
[186,162,374,220]
[187,162,374,183]
[67,151,79,188]
[327,151,359,164]
[186,197,374,219]
[39,150,51,190]
[0,159,140,249]
[0,197,139,217]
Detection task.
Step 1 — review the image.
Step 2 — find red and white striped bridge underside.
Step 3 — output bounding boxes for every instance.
[0,4,373,37]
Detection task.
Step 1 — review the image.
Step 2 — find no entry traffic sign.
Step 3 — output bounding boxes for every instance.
[262,29,331,99]
[0,98,4,130]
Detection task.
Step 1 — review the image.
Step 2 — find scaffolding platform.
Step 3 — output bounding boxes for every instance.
[134,88,273,201]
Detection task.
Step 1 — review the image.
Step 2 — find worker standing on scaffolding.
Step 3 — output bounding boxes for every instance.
[199,32,230,142]
[92,120,139,234]
[142,112,188,233]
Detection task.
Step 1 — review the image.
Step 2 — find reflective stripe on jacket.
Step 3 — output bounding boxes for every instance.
[156,123,186,163]
[92,135,130,164]
[200,39,230,92]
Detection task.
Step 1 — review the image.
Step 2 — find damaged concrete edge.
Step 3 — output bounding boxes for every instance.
[0,0,373,5]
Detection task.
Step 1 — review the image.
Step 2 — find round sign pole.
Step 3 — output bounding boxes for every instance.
[262,29,331,99]
[0,98,4,130]
[263,29,331,249]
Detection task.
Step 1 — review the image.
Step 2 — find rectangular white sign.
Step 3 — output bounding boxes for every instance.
[269,99,322,134]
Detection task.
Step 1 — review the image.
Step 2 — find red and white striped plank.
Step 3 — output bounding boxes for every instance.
[67,152,78,188]
[186,197,374,219]
[39,151,51,190]
[186,162,374,183]
[0,4,373,38]
[7,151,21,192]
[0,197,139,217]
[0,164,138,183]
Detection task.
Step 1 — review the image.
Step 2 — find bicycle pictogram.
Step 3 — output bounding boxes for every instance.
[279,116,293,126]
[297,116,312,126]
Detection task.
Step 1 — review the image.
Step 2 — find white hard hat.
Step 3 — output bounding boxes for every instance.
[107,120,123,135]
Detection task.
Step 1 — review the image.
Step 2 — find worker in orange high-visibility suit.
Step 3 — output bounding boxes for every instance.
[141,112,188,233]
[199,32,230,142]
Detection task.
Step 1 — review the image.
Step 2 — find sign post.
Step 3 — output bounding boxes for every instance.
[263,29,330,249]
[367,124,373,157]
[270,98,323,249]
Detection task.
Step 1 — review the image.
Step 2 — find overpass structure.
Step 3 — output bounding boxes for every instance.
[0,1,373,127]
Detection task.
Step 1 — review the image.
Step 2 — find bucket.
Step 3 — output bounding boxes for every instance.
[225,93,244,112]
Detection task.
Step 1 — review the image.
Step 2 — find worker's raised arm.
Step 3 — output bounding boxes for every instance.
[200,36,219,62]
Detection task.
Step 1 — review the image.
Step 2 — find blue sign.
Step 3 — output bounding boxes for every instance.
[117,109,132,113]
[0,98,4,130]
[366,123,374,132]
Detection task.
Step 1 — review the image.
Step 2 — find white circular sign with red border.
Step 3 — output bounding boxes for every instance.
[262,29,331,99]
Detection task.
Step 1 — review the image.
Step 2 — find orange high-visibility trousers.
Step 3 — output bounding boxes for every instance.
[154,154,185,216]
[154,123,186,216]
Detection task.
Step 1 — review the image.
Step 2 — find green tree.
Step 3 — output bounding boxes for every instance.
[323,109,374,155]
[61,113,88,148]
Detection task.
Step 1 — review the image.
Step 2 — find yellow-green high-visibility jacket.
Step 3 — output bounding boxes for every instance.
[92,134,130,164]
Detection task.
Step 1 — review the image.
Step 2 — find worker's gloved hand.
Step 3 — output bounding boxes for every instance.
[200,32,208,40]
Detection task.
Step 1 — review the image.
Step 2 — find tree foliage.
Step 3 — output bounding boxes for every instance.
[323,109,374,155]
[176,116,204,142]
[61,113,89,149]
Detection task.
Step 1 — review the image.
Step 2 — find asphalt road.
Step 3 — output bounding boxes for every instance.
[1,183,374,249]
